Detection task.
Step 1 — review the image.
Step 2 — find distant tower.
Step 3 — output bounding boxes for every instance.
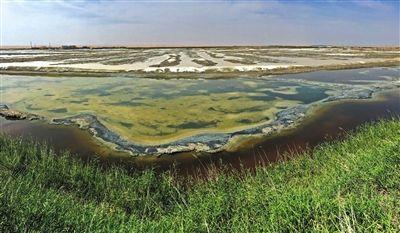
[30,41,32,48]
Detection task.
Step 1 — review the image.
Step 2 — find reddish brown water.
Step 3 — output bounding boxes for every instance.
[133,90,400,176]
[1,90,399,177]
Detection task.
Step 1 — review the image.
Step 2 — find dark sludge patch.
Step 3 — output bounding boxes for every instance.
[208,105,265,114]
[70,98,89,104]
[169,120,219,129]
[48,108,68,113]
[237,116,269,124]
[139,122,161,130]
[149,129,177,136]
[240,106,266,113]
[120,121,134,128]
[227,96,242,100]
[237,119,253,124]
[131,97,145,100]
[108,100,150,107]
[277,106,288,109]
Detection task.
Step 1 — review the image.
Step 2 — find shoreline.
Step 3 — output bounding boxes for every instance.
[1,72,398,156]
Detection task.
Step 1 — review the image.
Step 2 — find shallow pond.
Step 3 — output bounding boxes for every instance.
[1,89,399,176]
[1,74,331,144]
[1,67,399,155]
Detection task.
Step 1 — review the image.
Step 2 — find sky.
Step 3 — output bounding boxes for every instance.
[1,0,399,46]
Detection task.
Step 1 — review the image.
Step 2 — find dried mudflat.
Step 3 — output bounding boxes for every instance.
[1,66,399,156]
[1,46,399,75]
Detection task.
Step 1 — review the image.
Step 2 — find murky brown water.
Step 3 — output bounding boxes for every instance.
[133,89,400,176]
[1,90,399,177]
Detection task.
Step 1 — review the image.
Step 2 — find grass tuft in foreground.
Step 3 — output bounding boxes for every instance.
[0,120,399,232]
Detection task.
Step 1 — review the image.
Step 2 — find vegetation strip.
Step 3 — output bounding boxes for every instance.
[0,120,399,232]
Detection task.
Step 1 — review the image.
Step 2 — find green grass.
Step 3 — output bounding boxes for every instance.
[0,120,399,232]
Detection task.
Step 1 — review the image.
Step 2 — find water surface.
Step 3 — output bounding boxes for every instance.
[2,67,398,147]
[0,68,400,177]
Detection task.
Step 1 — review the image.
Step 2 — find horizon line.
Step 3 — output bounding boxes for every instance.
[2,44,400,49]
